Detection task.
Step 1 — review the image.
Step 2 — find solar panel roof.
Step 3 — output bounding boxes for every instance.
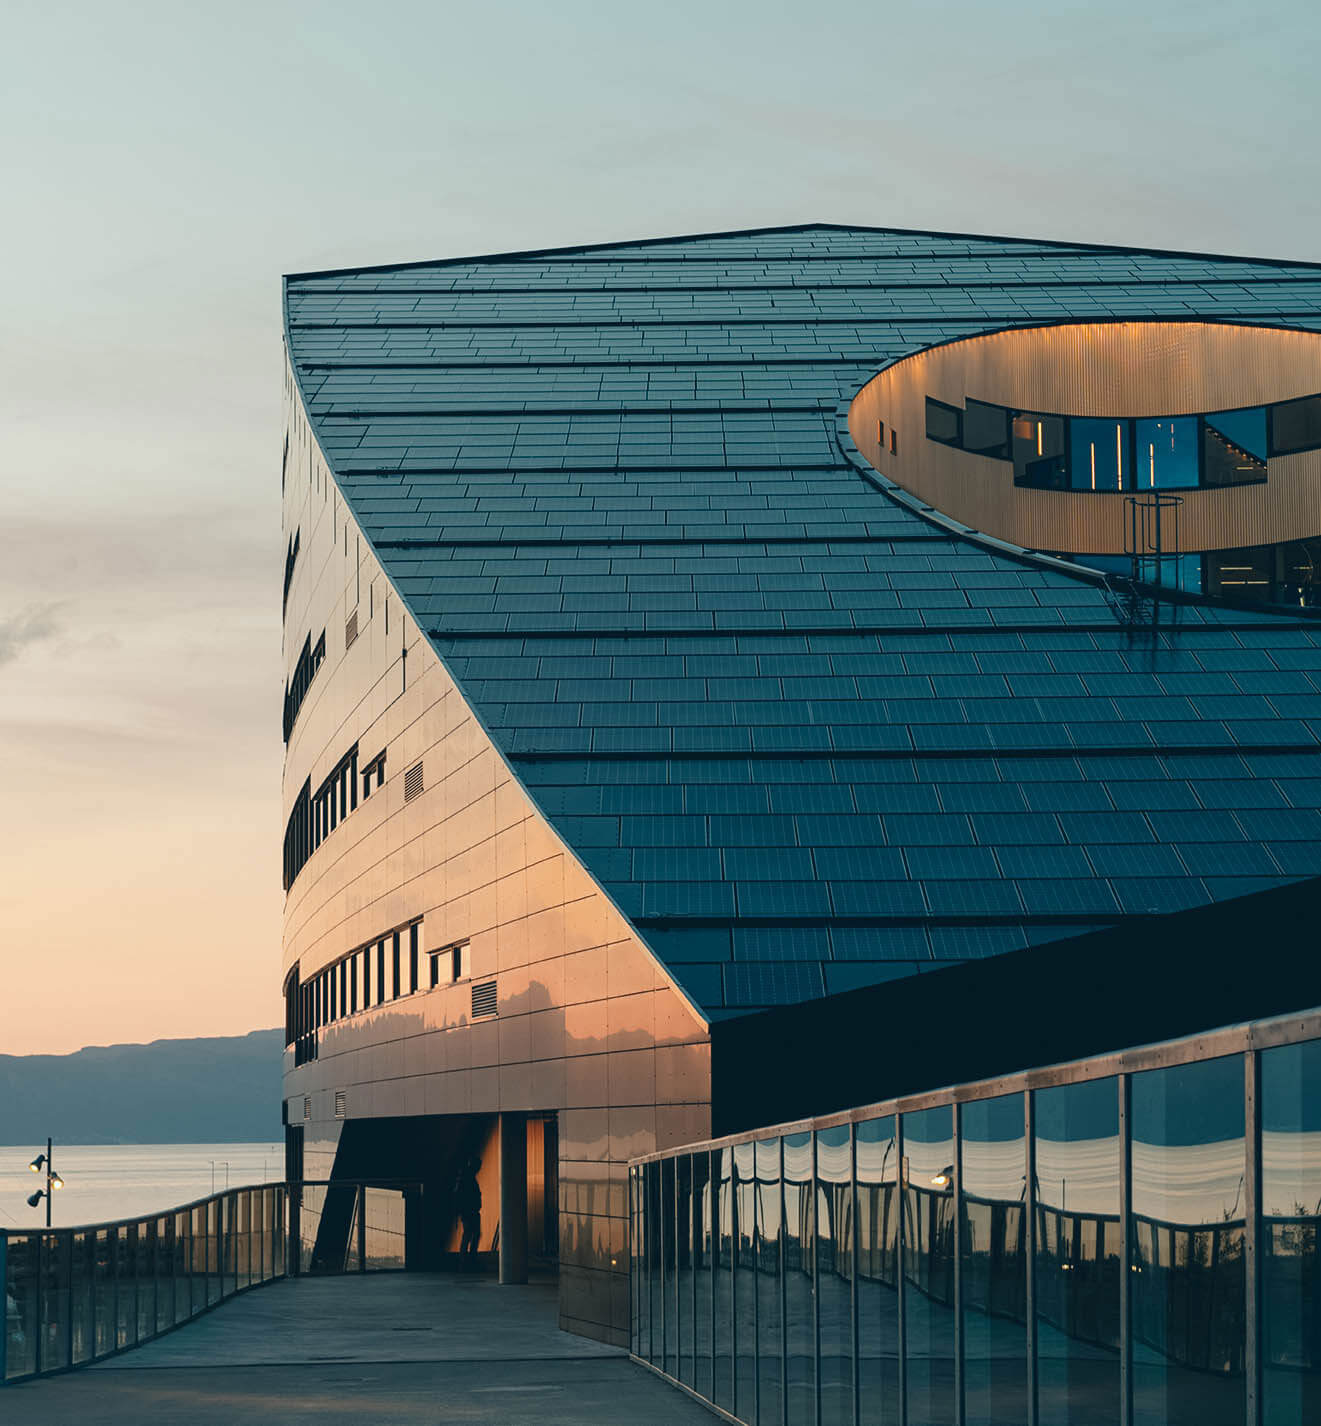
[285,223,1321,1018]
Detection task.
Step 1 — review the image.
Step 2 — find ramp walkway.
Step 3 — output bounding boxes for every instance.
[3,1273,713,1424]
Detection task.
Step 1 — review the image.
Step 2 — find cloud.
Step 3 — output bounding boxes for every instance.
[0,603,62,666]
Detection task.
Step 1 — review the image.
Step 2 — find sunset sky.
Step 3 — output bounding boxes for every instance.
[3,0,1317,1056]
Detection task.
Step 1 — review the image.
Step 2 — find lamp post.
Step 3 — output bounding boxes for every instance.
[27,1138,65,1227]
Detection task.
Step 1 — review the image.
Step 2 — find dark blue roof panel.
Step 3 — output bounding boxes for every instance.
[285,223,1321,1017]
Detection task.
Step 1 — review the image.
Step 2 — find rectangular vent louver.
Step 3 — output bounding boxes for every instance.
[334,1090,346,1119]
[345,609,358,649]
[404,761,424,802]
[471,980,498,1019]
[303,1096,312,1121]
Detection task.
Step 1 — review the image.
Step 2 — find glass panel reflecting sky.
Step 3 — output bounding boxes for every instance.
[734,1141,757,1421]
[715,1147,734,1414]
[1035,1078,1121,1426]
[784,1131,814,1426]
[1130,1055,1246,1426]
[961,1095,1028,1426]
[857,1114,900,1426]
[693,1152,714,1403]
[1261,1039,1321,1426]
[903,1105,957,1425]
[816,1124,854,1426]
[755,1136,782,1426]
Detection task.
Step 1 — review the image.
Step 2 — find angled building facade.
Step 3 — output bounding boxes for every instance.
[280,224,1321,1346]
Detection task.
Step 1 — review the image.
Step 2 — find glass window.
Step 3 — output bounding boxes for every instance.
[392,932,401,1001]
[963,399,1011,459]
[903,1104,957,1425]
[1280,538,1321,608]
[1260,1039,1321,1425]
[1135,416,1200,489]
[1034,1077,1121,1425]
[784,1131,814,1425]
[1012,413,1067,489]
[856,1114,900,1426]
[1204,408,1268,485]
[1205,546,1275,601]
[756,1136,783,1426]
[1130,1054,1246,1425]
[926,397,963,448]
[1069,418,1128,492]
[961,1094,1028,1426]
[816,1124,854,1426]
[1270,392,1321,455]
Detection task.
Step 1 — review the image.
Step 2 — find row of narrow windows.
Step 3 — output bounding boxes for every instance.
[925,391,1321,492]
[282,741,386,892]
[285,926,469,1064]
[282,630,325,743]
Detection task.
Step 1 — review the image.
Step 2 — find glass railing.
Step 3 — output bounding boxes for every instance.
[631,1012,1321,1426]
[2,1178,421,1384]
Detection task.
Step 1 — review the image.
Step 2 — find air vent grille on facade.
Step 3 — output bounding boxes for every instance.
[303,1096,312,1121]
[345,609,358,649]
[404,761,424,802]
[471,980,497,1019]
[334,1090,347,1119]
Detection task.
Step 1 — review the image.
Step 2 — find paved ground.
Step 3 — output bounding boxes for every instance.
[5,1274,715,1424]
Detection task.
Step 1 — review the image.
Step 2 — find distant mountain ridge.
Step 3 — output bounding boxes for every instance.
[0,1029,283,1144]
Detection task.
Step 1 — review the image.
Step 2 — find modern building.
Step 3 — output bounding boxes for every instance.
[279,223,1321,1357]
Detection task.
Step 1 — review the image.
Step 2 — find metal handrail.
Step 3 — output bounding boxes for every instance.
[1,1177,422,1385]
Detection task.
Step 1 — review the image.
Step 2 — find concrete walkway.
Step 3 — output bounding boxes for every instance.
[4,1274,714,1424]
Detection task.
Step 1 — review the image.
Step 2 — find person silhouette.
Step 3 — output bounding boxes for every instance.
[454,1156,482,1265]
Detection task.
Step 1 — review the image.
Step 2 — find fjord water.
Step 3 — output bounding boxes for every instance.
[0,1143,283,1230]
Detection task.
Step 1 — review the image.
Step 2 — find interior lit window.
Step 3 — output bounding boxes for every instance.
[1204,407,1268,486]
[1011,413,1067,488]
[1069,417,1128,492]
[1135,416,1199,489]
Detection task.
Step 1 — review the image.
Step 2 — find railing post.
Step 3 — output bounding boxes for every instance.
[289,1185,301,1278]
[1119,1075,1132,1426]
[357,1185,367,1272]
[34,1230,44,1376]
[1245,1049,1261,1426]
[0,1229,7,1384]
[65,1229,74,1368]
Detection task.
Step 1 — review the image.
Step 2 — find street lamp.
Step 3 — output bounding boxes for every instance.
[26,1138,64,1227]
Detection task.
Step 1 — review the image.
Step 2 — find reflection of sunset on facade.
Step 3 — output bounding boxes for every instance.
[275,223,1321,1414]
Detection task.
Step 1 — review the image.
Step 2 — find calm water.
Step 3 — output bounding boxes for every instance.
[0,1144,283,1231]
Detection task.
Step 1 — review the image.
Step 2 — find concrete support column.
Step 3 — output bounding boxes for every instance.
[499,1111,528,1284]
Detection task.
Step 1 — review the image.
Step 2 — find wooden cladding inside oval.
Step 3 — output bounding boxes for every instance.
[471,980,498,1019]
[403,761,424,802]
